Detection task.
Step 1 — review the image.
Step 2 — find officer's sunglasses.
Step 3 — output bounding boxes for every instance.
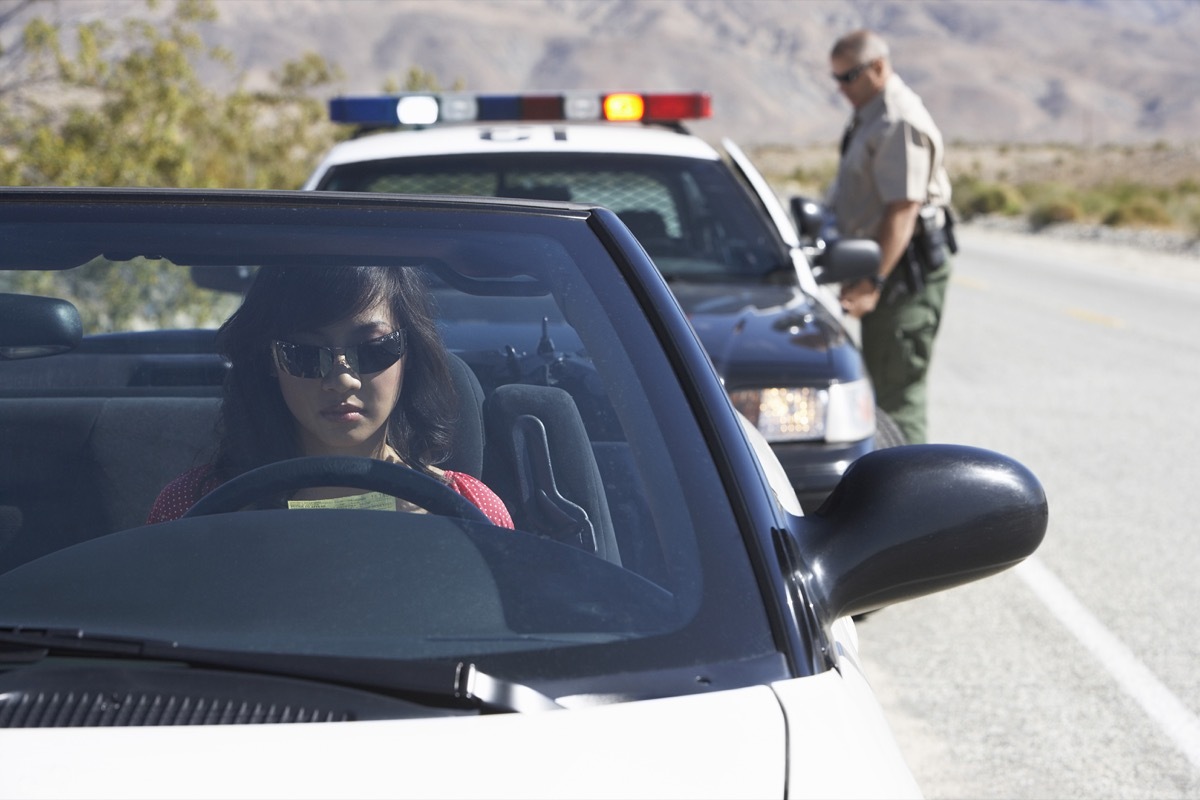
[271,330,407,379]
[832,61,873,84]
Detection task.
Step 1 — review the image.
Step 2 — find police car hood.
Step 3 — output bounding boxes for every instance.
[669,281,846,383]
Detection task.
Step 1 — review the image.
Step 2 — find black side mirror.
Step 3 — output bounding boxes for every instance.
[788,444,1048,623]
[0,293,82,359]
[813,239,880,285]
[790,196,825,242]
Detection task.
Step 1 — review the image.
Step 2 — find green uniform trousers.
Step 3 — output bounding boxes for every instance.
[859,257,951,445]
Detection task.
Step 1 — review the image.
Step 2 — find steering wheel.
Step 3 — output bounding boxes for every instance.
[182,456,492,524]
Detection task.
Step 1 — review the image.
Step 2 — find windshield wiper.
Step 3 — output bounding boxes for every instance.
[0,627,561,714]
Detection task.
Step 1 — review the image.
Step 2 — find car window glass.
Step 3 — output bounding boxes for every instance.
[323,153,789,281]
[0,202,776,684]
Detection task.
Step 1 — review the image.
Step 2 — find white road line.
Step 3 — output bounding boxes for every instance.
[1016,556,1200,772]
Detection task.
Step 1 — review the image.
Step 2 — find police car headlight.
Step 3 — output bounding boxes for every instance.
[729,379,875,443]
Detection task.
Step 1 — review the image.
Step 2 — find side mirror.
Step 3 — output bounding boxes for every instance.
[813,238,880,285]
[790,196,825,241]
[0,293,82,359]
[789,444,1048,623]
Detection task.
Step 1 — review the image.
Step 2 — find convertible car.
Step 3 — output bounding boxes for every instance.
[0,188,1047,798]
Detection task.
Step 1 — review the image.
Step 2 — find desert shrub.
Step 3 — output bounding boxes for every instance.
[1103,197,1173,228]
[948,144,1199,233]
[1029,199,1082,229]
[1176,178,1200,195]
[1102,180,1169,205]
[952,178,1023,219]
[0,0,341,190]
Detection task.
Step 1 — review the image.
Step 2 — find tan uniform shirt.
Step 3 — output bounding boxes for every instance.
[829,73,952,240]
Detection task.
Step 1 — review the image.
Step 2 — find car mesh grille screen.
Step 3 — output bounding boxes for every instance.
[0,690,349,727]
[363,170,683,236]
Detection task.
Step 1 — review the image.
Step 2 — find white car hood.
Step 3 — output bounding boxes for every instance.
[1,684,785,800]
[0,669,919,799]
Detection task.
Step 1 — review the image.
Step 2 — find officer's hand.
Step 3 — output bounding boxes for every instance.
[840,277,881,318]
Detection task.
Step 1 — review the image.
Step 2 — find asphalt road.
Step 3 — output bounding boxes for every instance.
[855,225,1200,799]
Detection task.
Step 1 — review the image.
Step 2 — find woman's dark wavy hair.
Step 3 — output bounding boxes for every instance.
[211,265,457,482]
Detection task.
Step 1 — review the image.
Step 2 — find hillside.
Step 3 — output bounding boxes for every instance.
[191,0,1200,148]
[5,0,1199,149]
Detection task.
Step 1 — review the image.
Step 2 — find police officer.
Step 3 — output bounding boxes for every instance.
[828,29,953,445]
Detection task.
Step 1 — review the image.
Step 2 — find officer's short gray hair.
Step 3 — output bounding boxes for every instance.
[831,30,890,64]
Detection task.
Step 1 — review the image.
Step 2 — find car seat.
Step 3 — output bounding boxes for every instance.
[483,383,619,565]
[440,352,486,478]
[616,209,683,259]
[617,209,669,241]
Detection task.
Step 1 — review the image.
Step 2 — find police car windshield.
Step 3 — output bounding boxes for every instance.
[317,153,789,282]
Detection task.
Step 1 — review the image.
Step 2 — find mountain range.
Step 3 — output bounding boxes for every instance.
[11,0,1200,147]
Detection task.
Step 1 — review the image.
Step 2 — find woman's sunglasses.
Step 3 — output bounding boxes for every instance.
[271,330,407,379]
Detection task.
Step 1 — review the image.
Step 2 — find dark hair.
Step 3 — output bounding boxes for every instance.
[211,265,457,481]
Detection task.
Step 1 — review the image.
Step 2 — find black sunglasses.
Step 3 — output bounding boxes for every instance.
[271,330,407,379]
[832,61,873,84]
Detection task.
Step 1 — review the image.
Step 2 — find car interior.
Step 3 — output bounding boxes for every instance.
[0,268,649,582]
[0,306,619,561]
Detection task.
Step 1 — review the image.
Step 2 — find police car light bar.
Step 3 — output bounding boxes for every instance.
[329,92,712,127]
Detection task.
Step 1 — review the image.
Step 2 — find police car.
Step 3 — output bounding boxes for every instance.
[303,92,896,512]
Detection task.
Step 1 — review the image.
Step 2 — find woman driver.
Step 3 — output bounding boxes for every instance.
[147,265,512,527]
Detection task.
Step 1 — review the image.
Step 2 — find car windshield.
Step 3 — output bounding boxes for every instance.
[0,192,776,692]
[316,152,791,282]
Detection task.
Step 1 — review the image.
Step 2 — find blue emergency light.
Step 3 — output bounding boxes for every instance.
[329,92,712,127]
